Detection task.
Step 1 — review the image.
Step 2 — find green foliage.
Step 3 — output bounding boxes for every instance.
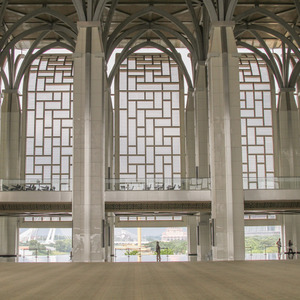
[55,239,72,253]
[245,235,280,253]
[160,248,174,255]
[125,250,139,255]
[28,240,47,255]
[146,240,187,255]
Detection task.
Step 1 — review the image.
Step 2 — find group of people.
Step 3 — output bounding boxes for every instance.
[276,238,295,259]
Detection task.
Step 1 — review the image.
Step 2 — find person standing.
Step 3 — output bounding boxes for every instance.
[276,238,281,259]
[156,241,161,262]
[288,240,294,259]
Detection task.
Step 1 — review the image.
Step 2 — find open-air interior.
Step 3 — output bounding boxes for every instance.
[1,0,300,298]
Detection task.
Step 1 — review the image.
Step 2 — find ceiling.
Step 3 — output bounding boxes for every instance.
[1,0,299,53]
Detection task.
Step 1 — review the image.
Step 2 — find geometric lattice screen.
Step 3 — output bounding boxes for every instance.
[239,54,274,189]
[115,53,184,184]
[25,55,73,191]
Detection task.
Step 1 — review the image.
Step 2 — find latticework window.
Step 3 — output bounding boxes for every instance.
[239,54,274,189]
[25,55,73,190]
[115,53,184,185]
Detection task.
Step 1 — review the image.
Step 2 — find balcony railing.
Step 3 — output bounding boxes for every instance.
[0,179,72,192]
[243,177,300,190]
[2,177,300,192]
[105,178,211,191]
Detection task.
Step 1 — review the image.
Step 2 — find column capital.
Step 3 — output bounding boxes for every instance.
[77,21,100,29]
[280,87,295,93]
[211,21,235,28]
[2,89,19,94]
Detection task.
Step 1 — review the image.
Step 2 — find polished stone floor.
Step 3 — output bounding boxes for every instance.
[0,260,299,300]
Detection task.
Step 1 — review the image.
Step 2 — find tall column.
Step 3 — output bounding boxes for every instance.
[104,213,115,262]
[282,214,300,254]
[194,62,209,178]
[198,213,211,261]
[0,217,18,260]
[187,215,198,261]
[207,23,245,260]
[0,89,22,181]
[72,22,106,262]
[0,90,21,258]
[185,90,196,179]
[274,89,300,184]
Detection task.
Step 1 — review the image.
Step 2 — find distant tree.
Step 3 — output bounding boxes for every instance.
[160,248,174,255]
[146,240,187,255]
[28,240,47,255]
[124,250,139,255]
[245,235,280,253]
[55,239,72,253]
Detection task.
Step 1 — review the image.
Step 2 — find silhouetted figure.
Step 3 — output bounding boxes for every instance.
[276,238,281,259]
[288,240,294,259]
[156,241,161,262]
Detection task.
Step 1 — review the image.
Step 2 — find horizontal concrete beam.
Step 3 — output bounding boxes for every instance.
[244,189,300,201]
[0,191,72,203]
[105,190,211,202]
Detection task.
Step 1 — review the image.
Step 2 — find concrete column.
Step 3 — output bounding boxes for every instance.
[187,215,198,261]
[274,89,300,184]
[0,90,22,258]
[0,89,22,181]
[185,90,196,179]
[282,214,300,255]
[109,213,115,260]
[198,213,211,261]
[0,217,18,260]
[72,22,106,262]
[194,63,209,178]
[207,24,245,260]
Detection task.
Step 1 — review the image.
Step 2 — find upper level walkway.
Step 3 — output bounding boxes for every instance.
[1,178,300,214]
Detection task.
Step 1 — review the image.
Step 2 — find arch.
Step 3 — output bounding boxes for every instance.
[288,61,300,88]
[184,0,204,60]
[103,0,119,43]
[152,29,193,88]
[14,42,74,90]
[225,0,238,21]
[0,68,9,90]
[0,7,77,50]
[72,0,86,21]
[106,23,195,62]
[234,7,300,46]
[106,25,149,60]
[235,24,300,60]
[93,0,109,21]
[237,40,284,88]
[248,30,283,87]
[108,41,193,90]
[203,0,218,22]
[106,6,199,58]
[0,25,76,67]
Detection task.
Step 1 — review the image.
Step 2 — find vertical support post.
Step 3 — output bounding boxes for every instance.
[274,89,300,184]
[207,23,245,260]
[282,214,300,256]
[72,22,106,262]
[0,89,22,181]
[0,217,18,261]
[0,89,22,259]
[187,215,198,261]
[194,62,209,178]
[198,213,211,260]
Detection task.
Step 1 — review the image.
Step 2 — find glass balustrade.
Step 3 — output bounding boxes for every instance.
[2,177,300,192]
[105,178,211,191]
[243,177,300,190]
[0,179,72,192]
